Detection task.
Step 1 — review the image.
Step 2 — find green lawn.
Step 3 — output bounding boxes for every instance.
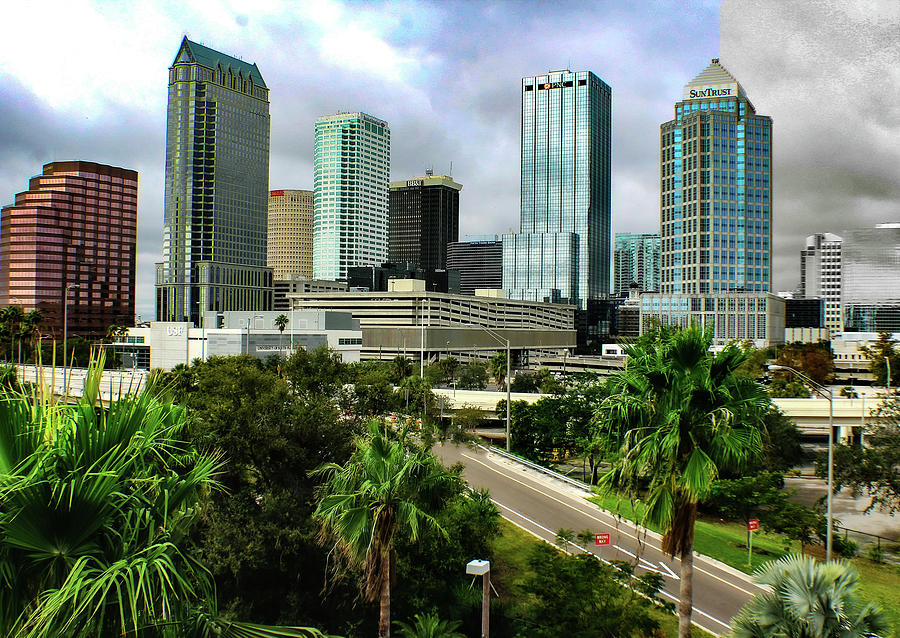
[588,491,800,574]
[491,518,716,638]
[855,559,900,637]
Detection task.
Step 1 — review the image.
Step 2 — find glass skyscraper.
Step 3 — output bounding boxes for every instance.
[613,232,661,294]
[156,37,272,325]
[659,58,772,295]
[313,112,390,282]
[503,70,612,310]
[841,223,900,333]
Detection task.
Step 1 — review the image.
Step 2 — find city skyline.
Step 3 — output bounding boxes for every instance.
[0,1,897,320]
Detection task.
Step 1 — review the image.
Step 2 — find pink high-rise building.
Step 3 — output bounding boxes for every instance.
[0,161,138,337]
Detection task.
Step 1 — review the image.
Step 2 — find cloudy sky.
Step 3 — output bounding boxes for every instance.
[1,0,897,321]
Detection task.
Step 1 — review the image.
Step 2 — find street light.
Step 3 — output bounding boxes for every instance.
[62,283,80,392]
[479,327,511,453]
[466,559,491,638]
[246,314,264,356]
[769,364,834,561]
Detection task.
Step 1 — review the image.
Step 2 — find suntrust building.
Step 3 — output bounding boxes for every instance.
[639,59,783,346]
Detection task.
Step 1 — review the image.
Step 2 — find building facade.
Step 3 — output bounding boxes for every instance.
[841,223,900,333]
[273,275,347,311]
[503,70,612,311]
[267,189,313,280]
[799,232,842,333]
[388,174,460,270]
[313,112,390,281]
[613,232,661,294]
[156,37,272,325]
[447,236,503,295]
[660,59,772,295]
[0,161,137,336]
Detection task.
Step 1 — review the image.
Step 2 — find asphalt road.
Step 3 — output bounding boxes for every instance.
[437,444,768,637]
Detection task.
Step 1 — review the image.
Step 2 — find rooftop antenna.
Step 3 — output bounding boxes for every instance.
[449,161,453,177]
[425,166,433,176]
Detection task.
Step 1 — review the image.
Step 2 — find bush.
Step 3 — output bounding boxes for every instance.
[865,545,885,564]
[832,534,858,558]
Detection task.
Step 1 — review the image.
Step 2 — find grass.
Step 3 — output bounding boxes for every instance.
[491,518,716,638]
[588,491,800,574]
[855,558,900,637]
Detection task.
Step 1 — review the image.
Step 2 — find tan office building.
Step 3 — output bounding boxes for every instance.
[267,189,313,280]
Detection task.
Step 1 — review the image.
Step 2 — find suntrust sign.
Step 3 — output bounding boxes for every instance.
[688,86,732,99]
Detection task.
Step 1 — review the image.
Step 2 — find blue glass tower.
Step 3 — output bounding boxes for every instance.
[660,59,772,295]
[503,70,612,310]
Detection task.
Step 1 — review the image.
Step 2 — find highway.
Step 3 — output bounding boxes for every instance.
[436,444,767,637]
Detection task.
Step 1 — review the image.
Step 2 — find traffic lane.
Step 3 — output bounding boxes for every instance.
[437,444,760,634]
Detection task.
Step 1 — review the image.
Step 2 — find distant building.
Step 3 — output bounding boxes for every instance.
[268,189,313,280]
[389,174,460,271]
[784,297,823,328]
[273,275,347,311]
[313,112,390,281]
[447,236,502,295]
[156,37,272,325]
[347,262,459,294]
[841,223,900,333]
[613,233,660,294]
[503,69,612,311]
[0,161,138,336]
[799,233,842,333]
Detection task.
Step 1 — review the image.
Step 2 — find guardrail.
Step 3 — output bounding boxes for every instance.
[481,444,593,494]
[835,525,899,562]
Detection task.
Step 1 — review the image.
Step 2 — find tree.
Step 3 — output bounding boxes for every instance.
[21,310,43,363]
[518,543,669,637]
[456,361,488,390]
[394,613,465,638]
[391,355,414,383]
[0,357,326,637]
[769,377,812,398]
[860,332,899,387]
[437,356,459,385]
[773,341,834,386]
[283,345,348,400]
[731,555,888,638]
[822,395,900,513]
[489,351,507,390]
[595,325,770,637]
[314,422,454,637]
[0,305,24,363]
[275,313,289,349]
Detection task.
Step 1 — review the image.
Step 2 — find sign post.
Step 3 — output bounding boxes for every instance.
[747,519,759,566]
[594,533,610,546]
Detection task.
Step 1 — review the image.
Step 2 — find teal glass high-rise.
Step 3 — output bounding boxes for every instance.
[503,70,612,310]
[156,37,272,325]
[659,59,772,295]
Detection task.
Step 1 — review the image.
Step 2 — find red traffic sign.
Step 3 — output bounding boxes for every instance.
[595,533,610,546]
[748,519,760,531]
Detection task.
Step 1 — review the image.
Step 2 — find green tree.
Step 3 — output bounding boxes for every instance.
[489,351,508,390]
[1,305,24,363]
[769,377,812,398]
[283,345,348,400]
[595,325,770,637]
[314,422,454,637]
[391,355,414,383]
[275,313,289,349]
[422,362,444,387]
[518,543,669,637]
[456,361,488,390]
[773,341,834,386]
[821,395,900,513]
[0,358,326,637]
[436,356,459,385]
[731,555,888,638]
[859,332,899,387]
[21,310,43,363]
[394,613,464,638]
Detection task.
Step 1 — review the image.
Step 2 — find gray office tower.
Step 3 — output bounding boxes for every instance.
[447,235,503,295]
[613,233,661,294]
[156,37,273,325]
[503,70,612,310]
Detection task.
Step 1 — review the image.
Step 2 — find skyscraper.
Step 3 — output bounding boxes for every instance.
[313,112,390,281]
[659,58,772,295]
[502,70,612,310]
[388,174,461,270]
[841,223,900,333]
[613,233,661,294]
[267,189,314,280]
[0,161,137,336]
[799,232,842,333]
[156,37,272,325]
[447,235,503,296]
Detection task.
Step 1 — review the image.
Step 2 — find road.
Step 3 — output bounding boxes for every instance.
[437,444,767,637]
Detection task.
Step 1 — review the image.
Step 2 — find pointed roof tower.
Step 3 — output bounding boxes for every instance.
[682,58,751,108]
[170,36,267,88]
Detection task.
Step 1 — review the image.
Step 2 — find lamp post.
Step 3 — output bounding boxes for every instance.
[480,327,511,453]
[62,283,79,393]
[769,364,834,561]
[466,559,491,638]
[886,356,892,395]
[246,314,264,356]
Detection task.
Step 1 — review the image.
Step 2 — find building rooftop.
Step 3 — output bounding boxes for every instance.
[683,58,746,100]
[173,37,266,88]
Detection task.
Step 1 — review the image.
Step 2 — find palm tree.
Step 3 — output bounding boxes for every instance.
[595,325,770,638]
[489,351,507,390]
[275,314,289,349]
[731,554,889,638]
[0,354,328,638]
[391,355,413,383]
[394,612,465,638]
[20,310,42,363]
[314,421,453,637]
[1,305,24,363]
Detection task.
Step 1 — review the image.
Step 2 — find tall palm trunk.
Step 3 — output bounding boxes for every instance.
[679,544,694,638]
[379,550,391,637]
